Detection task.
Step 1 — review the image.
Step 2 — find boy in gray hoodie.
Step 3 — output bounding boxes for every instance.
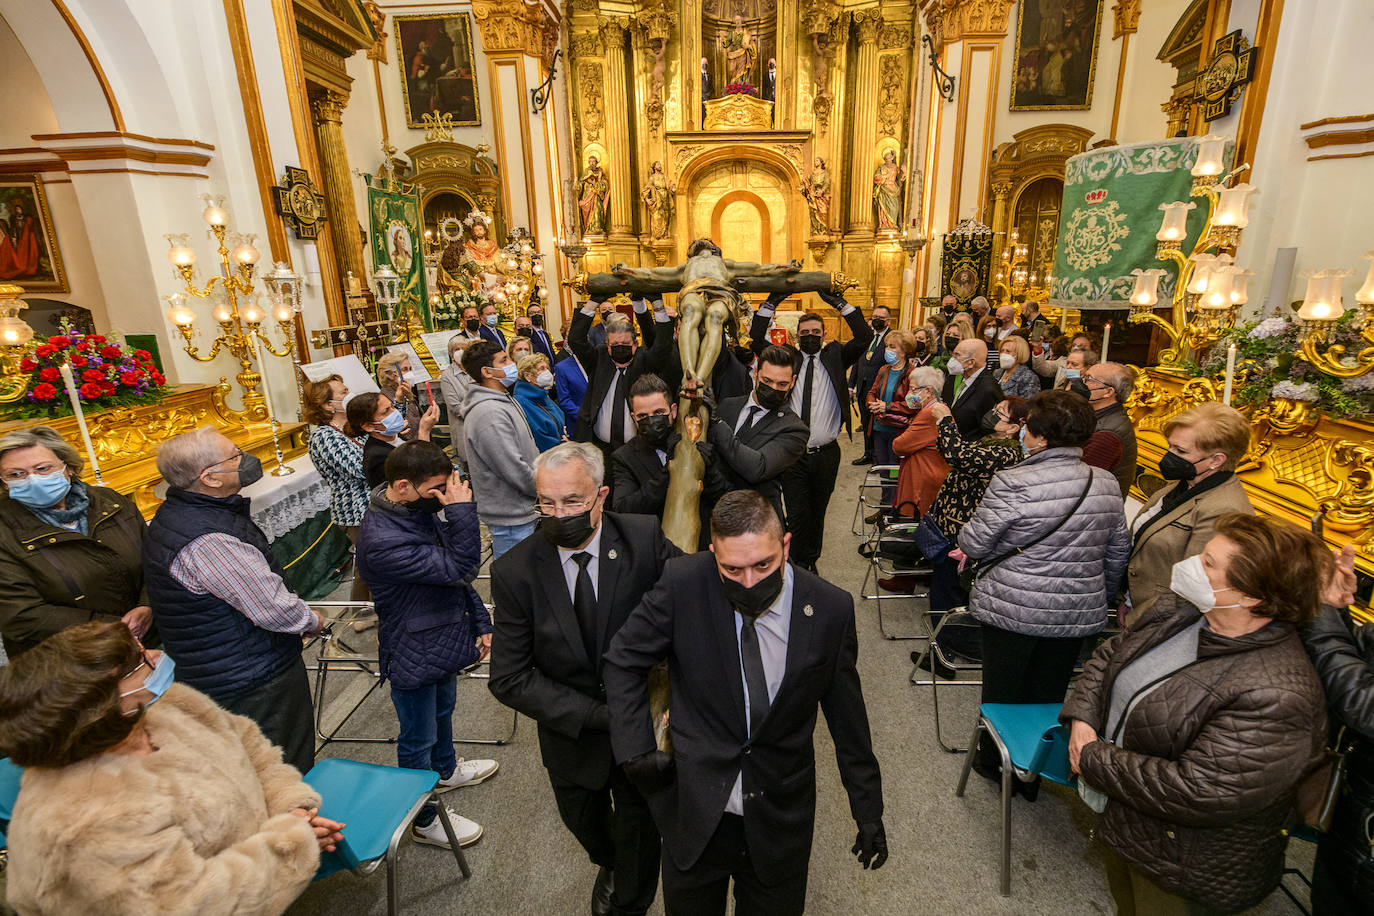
[459,340,540,557]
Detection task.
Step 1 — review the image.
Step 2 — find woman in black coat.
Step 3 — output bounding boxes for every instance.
[1302,545,1374,914]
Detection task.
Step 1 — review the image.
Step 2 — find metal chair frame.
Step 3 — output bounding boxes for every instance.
[860,518,934,640]
[850,465,899,539]
[909,610,984,753]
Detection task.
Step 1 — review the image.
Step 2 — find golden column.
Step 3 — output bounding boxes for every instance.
[599,18,636,242]
[989,180,1013,263]
[846,12,883,235]
[310,90,368,284]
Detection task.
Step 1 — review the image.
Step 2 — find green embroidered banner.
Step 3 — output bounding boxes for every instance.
[1049,137,1230,311]
[366,176,431,328]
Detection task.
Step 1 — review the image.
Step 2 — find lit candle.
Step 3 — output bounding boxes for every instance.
[1101,322,1111,361]
[57,363,104,484]
[1222,343,1237,405]
[250,336,280,428]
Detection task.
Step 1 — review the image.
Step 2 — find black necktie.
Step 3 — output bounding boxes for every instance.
[609,368,629,449]
[571,552,598,665]
[743,405,761,431]
[739,618,770,735]
[801,356,815,427]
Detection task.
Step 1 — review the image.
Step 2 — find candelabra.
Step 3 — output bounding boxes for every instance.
[993,228,1052,306]
[1296,253,1374,377]
[897,223,927,260]
[495,229,548,318]
[0,284,35,403]
[163,194,298,475]
[1128,135,1260,362]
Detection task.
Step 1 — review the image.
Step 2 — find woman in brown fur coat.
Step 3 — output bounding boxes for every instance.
[0,622,342,916]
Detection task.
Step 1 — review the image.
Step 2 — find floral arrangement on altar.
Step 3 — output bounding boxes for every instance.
[1195,311,1374,420]
[14,320,167,419]
[724,81,757,96]
[432,286,487,329]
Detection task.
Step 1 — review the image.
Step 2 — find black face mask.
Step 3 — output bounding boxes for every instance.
[235,452,264,488]
[1159,451,1200,481]
[719,564,785,619]
[408,495,444,514]
[871,318,887,332]
[798,335,823,355]
[1067,379,1092,401]
[913,340,929,356]
[540,503,599,549]
[530,314,544,328]
[517,327,532,338]
[610,343,634,364]
[980,408,999,434]
[465,318,481,332]
[755,382,788,411]
[636,413,674,448]
[945,335,960,349]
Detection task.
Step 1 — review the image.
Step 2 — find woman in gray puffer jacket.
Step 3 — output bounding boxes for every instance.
[958,390,1130,778]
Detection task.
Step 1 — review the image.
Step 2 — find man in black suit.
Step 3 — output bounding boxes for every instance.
[570,298,674,458]
[700,57,713,123]
[846,304,891,465]
[941,339,1004,439]
[523,304,558,362]
[749,291,871,572]
[704,346,808,525]
[490,441,681,916]
[611,374,730,546]
[761,58,777,101]
[479,303,508,349]
[604,490,888,915]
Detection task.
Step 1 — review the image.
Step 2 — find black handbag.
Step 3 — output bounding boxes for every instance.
[912,514,951,561]
[959,471,1095,592]
[1297,725,1353,833]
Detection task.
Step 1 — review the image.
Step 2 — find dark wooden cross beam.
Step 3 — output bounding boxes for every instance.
[310,293,393,370]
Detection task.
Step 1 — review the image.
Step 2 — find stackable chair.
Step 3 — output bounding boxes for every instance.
[859,507,934,641]
[909,609,984,752]
[955,703,1074,896]
[0,757,21,870]
[851,464,899,541]
[308,757,472,916]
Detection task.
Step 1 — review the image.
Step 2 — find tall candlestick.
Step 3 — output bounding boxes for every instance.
[1101,321,1111,362]
[1222,343,1237,405]
[57,363,104,484]
[249,337,293,476]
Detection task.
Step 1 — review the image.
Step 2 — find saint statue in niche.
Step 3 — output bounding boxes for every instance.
[641,161,675,240]
[459,219,505,298]
[721,15,756,86]
[872,148,906,231]
[800,157,832,235]
[577,155,611,236]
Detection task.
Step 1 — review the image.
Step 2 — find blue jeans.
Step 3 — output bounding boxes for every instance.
[488,520,537,558]
[390,676,458,827]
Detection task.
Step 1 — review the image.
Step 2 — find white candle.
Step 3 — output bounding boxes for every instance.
[1222,343,1237,405]
[1101,322,1111,362]
[58,363,103,484]
[250,336,279,425]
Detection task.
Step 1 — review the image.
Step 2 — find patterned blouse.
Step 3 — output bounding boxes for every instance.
[307,423,370,528]
[927,415,1023,540]
[997,363,1042,399]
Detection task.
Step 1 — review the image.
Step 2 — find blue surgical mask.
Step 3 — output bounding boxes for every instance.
[121,653,175,714]
[883,349,899,365]
[6,469,72,509]
[500,363,519,388]
[1064,368,1081,380]
[485,314,499,327]
[380,409,407,436]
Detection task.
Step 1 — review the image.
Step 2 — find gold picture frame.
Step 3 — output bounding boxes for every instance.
[394,13,482,129]
[0,175,67,293]
[1009,0,1104,111]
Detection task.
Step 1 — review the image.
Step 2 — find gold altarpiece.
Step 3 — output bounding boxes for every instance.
[565,0,921,317]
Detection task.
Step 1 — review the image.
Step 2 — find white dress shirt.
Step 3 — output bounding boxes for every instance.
[726,563,794,815]
[557,524,604,601]
[790,353,842,448]
[734,394,768,434]
[594,366,635,444]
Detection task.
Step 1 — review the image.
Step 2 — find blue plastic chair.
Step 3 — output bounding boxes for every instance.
[305,757,472,915]
[1,757,23,864]
[955,703,1074,896]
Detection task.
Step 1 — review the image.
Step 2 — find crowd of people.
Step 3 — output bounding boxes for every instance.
[0,293,1369,916]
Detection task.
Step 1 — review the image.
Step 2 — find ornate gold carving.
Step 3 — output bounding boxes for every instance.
[1325,441,1374,532]
[880,22,913,50]
[579,63,606,143]
[674,144,706,173]
[991,181,1013,200]
[1112,0,1141,39]
[776,144,807,174]
[420,112,455,142]
[635,5,678,137]
[940,0,1015,42]
[598,17,628,50]
[877,56,907,139]
[363,0,387,62]
[471,0,556,62]
[571,32,602,57]
[855,10,883,43]
[703,95,774,131]
[309,89,347,124]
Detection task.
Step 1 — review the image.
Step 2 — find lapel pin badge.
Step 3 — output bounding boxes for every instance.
[608,548,618,560]
[803,604,814,617]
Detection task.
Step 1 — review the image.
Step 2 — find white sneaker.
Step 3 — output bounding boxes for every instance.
[436,758,499,792]
[411,808,483,848]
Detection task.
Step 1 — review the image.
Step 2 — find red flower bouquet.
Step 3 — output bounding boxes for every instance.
[725,81,757,96]
[15,321,168,418]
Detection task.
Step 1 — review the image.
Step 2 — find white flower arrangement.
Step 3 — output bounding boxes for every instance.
[1271,380,1320,402]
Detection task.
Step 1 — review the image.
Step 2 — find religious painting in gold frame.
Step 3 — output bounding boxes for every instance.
[1010,0,1104,111]
[0,175,66,292]
[394,13,481,128]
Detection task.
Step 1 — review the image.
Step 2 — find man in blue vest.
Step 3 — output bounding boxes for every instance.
[144,428,323,774]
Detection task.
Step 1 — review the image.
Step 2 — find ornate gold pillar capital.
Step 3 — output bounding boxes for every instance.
[940,0,1014,42]
[472,0,555,58]
[598,16,628,50]
[1112,0,1142,39]
[855,10,883,43]
[991,180,1013,200]
[310,89,348,124]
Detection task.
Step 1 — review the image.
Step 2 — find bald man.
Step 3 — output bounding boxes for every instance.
[1083,362,1138,498]
[941,339,1004,439]
[994,306,1017,341]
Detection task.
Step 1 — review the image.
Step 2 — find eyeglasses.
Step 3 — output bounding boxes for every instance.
[199,449,243,476]
[536,495,598,516]
[121,647,156,681]
[0,462,63,483]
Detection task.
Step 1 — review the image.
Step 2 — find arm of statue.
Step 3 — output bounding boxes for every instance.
[612,263,684,283]
[724,258,803,278]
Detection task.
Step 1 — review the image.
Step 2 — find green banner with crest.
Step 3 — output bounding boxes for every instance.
[366,176,430,328]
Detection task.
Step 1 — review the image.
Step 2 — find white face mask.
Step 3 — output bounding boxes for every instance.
[535,369,555,389]
[946,359,965,377]
[998,353,1015,370]
[1169,555,1242,613]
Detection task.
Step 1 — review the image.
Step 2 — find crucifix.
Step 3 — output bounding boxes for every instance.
[569,238,855,550]
[310,289,393,374]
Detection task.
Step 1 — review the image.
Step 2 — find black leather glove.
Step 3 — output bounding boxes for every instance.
[817,289,847,310]
[698,386,718,415]
[622,750,676,794]
[695,441,716,464]
[852,821,888,870]
[664,431,683,455]
[764,290,788,308]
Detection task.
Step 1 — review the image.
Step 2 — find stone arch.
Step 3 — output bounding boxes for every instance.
[672,144,807,265]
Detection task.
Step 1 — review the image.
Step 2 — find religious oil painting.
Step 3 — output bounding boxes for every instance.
[1010,0,1104,111]
[395,13,481,128]
[0,176,67,293]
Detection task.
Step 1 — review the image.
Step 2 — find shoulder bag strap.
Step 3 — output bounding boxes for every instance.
[974,469,1096,581]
